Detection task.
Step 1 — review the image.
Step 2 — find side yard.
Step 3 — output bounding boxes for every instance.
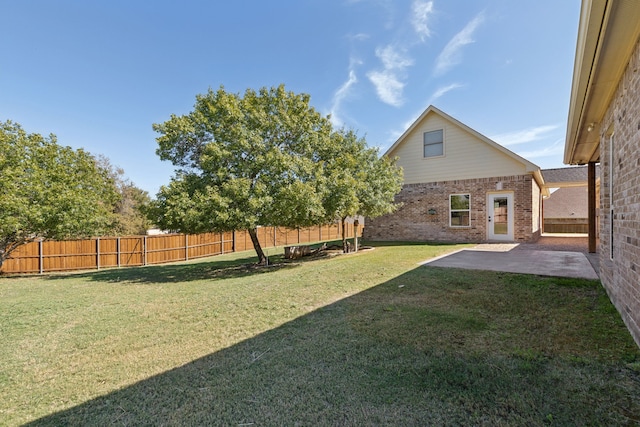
[0,242,638,425]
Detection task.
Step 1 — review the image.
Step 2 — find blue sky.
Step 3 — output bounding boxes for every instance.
[1,0,580,195]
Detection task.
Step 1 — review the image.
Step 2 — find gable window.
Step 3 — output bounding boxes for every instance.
[450,194,470,227]
[424,129,444,158]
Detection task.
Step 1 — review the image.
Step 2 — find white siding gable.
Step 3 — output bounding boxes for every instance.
[388,107,536,185]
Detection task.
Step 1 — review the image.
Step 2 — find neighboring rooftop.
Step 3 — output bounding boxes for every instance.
[542,166,600,186]
[544,187,589,218]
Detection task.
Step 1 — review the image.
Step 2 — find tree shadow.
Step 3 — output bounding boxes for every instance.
[24,266,640,426]
[43,247,346,284]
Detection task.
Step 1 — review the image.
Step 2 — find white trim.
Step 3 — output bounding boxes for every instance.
[487,192,514,241]
[423,128,445,159]
[564,0,640,165]
[449,193,471,228]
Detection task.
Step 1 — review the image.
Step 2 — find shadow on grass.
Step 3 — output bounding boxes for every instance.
[25,266,640,426]
[361,239,468,248]
[43,247,346,285]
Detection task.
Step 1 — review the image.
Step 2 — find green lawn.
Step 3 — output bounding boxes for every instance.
[1,242,639,426]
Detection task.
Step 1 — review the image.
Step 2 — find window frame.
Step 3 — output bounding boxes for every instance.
[423,129,444,158]
[449,193,471,228]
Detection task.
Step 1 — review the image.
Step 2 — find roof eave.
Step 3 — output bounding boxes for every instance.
[565,0,640,165]
[564,0,606,165]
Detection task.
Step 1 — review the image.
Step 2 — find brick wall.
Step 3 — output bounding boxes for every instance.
[532,177,542,235]
[598,36,640,347]
[364,174,539,243]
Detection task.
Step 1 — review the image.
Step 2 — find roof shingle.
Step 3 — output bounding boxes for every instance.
[541,166,600,184]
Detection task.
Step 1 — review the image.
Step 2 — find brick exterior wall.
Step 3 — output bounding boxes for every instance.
[364,174,540,243]
[532,177,542,235]
[598,36,640,348]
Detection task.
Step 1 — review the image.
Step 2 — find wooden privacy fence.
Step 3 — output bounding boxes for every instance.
[1,222,359,275]
[543,218,589,234]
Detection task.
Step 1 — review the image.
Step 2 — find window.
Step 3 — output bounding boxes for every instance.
[450,194,470,227]
[424,129,444,158]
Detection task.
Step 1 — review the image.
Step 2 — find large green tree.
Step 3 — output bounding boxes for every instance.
[151,85,403,264]
[0,121,119,270]
[151,85,332,264]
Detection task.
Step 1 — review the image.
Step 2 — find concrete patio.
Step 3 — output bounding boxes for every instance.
[422,234,599,280]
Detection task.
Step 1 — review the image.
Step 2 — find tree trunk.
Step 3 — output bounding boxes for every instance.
[0,234,26,273]
[248,227,268,265]
[353,219,359,252]
[341,217,348,253]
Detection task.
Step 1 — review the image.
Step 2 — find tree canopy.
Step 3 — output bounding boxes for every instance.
[0,120,120,269]
[96,155,153,236]
[320,129,403,250]
[151,85,403,264]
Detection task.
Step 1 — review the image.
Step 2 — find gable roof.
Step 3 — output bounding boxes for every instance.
[386,105,545,189]
[564,0,640,164]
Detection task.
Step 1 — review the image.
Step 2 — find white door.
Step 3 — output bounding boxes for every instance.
[488,193,514,241]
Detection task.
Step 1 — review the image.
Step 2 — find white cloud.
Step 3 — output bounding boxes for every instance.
[427,83,463,104]
[330,58,361,127]
[368,70,405,107]
[367,45,414,107]
[348,32,370,42]
[434,12,485,76]
[517,138,565,159]
[376,44,414,69]
[412,0,434,40]
[491,124,560,146]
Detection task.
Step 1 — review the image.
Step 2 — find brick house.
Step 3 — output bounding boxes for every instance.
[364,106,546,243]
[564,0,640,347]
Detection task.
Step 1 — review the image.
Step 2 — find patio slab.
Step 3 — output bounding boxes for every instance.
[423,245,599,280]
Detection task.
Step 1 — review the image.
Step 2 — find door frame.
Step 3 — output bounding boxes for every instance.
[487,192,514,241]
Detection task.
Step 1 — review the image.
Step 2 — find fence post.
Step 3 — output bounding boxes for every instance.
[96,237,100,270]
[143,236,147,266]
[39,240,44,275]
[273,227,277,248]
[117,237,121,268]
[232,231,236,253]
[220,232,224,254]
[185,234,189,261]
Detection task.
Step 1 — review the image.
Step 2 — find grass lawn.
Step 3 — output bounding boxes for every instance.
[1,241,639,426]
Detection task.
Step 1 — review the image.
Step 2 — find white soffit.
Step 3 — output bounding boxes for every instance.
[565,0,640,165]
